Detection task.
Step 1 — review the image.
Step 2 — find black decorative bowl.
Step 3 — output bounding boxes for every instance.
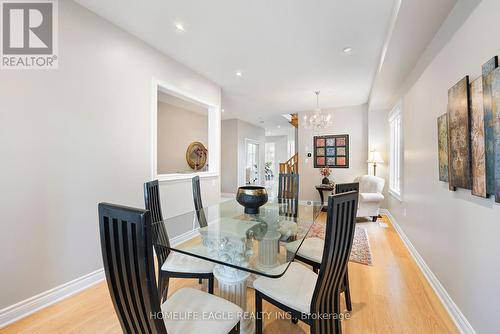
[236,186,268,214]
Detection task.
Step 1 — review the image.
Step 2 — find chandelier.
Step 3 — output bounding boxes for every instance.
[303,91,332,132]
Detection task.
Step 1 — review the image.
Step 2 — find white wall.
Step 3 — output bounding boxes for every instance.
[221,119,265,193]
[157,102,208,173]
[0,1,221,310]
[372,0,500,332]
[221,119,238,193]
[298,105,368,201]
[367,107,390,207]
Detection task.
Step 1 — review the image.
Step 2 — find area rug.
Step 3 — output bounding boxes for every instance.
[306,223,373,266]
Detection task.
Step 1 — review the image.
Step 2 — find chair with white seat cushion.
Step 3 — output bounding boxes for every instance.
[284,237,352,312]
[283,183,358,312]
[162,288,241,334]
[254,262,317,314]
[145,180,215,301]
[354,175,385,221]
[254,191,358,334]
[98,203,241,334]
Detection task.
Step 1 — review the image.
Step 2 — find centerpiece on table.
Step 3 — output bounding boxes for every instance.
[320,167,332,185]
[236,186,268,214]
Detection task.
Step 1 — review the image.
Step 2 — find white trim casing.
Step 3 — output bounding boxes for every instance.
[151,77,221,182]
[388,101,403,200]
[244,138,261,185]
[0,269,105,329]
[381,209,476,334]
[157,171,218,182]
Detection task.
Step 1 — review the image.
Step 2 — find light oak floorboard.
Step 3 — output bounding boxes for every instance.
[1,215,458,334]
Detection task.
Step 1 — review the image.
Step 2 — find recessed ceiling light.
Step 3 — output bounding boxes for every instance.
[221,108,225,113]
[236,71,243,77]
[175,23,185,31]
[343,47,352,53]
[277,125,281,128]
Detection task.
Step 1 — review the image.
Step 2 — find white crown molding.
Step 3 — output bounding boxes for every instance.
[380,209,476,334]
[0,269,105,329]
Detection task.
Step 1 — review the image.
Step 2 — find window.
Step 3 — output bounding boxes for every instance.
[389,103,402,200]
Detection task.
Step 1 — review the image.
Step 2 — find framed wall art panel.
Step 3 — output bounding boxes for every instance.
[482,56,498,195]
[437,113,449,182]
[447,76,471,190]
[313,134,349,168]
[470,76,488,197]
[490,67,500,203]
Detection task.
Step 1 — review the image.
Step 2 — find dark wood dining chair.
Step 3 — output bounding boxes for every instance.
[255,191,359,334]
[144,180,214,302]
[277,173,299,218]
[293,182,359,270]
[285,184,358,312]
[192,176,208,227]
[98,203,241,334]
[335,182,359,194]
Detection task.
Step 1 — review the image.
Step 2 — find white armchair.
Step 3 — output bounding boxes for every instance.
[354,175,385,221]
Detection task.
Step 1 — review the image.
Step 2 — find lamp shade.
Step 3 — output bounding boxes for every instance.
[367,150,384,164]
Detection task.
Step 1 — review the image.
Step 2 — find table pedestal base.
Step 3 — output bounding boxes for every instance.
[214,265,254,334]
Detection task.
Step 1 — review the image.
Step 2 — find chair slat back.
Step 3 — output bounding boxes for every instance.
[335,182,359,194]
[144,180,170,268]
[99,203,167,334]
[278,173,300,218]
[310,191,358,334]
[192,176,208,227]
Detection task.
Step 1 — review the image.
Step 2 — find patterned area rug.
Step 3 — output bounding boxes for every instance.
[307,222,373,266]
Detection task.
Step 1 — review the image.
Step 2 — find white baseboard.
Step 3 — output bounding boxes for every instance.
[0,218,201,329]
[380,209,475,334]
[0,269,105,329]
[170,228,199,246]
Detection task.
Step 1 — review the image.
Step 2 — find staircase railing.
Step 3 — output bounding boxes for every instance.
[279,153,299,174]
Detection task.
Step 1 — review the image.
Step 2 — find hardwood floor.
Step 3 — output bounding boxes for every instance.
[1,215,458,334]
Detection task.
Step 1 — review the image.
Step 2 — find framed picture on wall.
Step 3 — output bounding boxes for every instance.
[313,134,349,168]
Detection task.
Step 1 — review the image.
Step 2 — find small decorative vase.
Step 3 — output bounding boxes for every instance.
[322,177,330,185]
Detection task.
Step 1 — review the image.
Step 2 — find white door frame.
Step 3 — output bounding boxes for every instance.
[244,138,260,185]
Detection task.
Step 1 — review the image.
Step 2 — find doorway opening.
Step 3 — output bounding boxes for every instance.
[264,114,298,197]
[245,139,260,185]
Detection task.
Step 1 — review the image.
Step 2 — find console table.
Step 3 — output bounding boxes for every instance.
[315,184,335,211]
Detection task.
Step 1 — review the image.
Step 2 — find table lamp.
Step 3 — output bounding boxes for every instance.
[367,150,384,176]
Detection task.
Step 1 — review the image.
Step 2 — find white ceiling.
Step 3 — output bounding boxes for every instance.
[369,0,459,111]
[75,0,397,127]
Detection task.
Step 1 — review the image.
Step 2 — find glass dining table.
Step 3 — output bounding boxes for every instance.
[152,198,322,334]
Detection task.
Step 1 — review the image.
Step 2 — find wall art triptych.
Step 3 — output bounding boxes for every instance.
[438,56,500,203]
